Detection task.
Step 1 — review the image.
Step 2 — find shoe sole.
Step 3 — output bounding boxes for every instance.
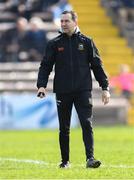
[59,164,71,169]
[59,166,70,169]
[86,161,101,168]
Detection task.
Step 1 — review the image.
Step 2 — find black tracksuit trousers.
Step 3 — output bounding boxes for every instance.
[56,91,94,163]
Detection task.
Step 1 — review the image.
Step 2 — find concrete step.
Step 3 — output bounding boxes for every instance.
[0,62,40,72]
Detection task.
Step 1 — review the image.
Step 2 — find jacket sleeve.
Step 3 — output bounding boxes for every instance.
[37,40,55,88]
[89,39,109,90]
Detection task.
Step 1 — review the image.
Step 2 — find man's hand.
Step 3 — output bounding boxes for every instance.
[37,87,46,98]
[102,90,110,105]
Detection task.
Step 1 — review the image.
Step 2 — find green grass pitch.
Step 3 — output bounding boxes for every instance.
[0,125,134,179]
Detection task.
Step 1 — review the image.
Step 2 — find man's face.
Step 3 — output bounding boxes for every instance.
[60,13,77,35]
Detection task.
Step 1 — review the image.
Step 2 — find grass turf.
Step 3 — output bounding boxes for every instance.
[0,125,134,179]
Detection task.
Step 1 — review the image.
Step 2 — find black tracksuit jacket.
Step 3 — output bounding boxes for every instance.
[37,31,109,93]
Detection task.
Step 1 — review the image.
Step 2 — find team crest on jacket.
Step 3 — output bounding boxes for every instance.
[78,43,84,50]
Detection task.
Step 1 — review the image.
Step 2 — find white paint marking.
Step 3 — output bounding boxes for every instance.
[0,157,134,169]
[74,164,134,169]
[103,164,134,169]
[0,157,47,165]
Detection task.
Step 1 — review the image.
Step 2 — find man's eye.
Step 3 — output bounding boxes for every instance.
[61,20,70,23]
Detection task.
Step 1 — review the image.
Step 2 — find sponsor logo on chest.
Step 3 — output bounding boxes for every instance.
[58,47,64,51]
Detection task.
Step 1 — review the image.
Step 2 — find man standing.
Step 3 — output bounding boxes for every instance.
[37,10,110,168]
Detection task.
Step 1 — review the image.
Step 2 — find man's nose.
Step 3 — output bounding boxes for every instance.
[61,21,66,26]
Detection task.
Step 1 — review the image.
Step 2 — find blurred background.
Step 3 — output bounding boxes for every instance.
[0,0,134,129]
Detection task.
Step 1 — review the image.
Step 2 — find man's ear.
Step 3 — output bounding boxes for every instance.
[75,20,78,26]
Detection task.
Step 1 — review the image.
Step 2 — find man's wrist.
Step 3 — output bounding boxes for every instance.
[38,86,46,89]
[102,87,109,91]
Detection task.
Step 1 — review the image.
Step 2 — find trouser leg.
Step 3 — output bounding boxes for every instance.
[56,93,73,162]
[74,91,94,160]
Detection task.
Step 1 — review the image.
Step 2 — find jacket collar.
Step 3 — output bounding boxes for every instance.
[58,27,80,36]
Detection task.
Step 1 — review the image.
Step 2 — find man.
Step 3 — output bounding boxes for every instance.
[37,10,110,168]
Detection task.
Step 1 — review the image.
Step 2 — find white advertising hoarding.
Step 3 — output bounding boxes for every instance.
[0,93,78,129]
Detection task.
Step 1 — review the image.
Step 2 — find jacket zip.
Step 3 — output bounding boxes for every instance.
[69,36,74,90]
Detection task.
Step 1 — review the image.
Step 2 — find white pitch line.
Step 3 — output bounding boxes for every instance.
[103,164,134,169]
[0,157,134,169]
[74,164,134,169]
[0,157,47,165]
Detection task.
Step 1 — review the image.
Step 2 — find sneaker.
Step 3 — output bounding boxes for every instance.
[86,157,101,168]
[59,161,70,168]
